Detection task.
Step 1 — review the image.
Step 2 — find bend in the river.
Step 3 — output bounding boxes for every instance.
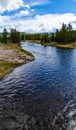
[0,42,76,130]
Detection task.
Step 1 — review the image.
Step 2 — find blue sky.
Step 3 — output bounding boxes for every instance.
[0,0,76,33]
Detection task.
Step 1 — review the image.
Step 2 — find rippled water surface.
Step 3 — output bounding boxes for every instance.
[0,42,76,130]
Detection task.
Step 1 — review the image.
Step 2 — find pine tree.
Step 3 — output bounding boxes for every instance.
[10,29,21,44]
[2,28,8,43]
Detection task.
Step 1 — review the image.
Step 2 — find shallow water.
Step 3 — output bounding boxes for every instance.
[0,42,76,129]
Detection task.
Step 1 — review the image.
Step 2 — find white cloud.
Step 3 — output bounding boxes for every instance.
[19,10,30,16]
[0,0,49,13]
[0,0,76,34]
[13,8,35,18]
[0,0,24,13]
[25,4,30,9]
[0,15,10,23]
[24,0,49,9]
[15,10,30,17]
[29,0,48,6]
[1,13,76,33]
[16,13,76,33]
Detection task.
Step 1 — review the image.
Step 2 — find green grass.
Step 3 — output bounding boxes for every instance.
[40,42,57,46]
[27,40,76,49]
[26,40,57,46]
[20,48,34,57]
[0,62,22,79]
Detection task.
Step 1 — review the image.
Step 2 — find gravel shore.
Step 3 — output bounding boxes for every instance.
[0,45,34,63]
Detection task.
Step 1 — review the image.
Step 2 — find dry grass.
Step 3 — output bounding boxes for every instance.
[0,62,22,79]
[27,40,76,48]
[0,43,34,79]
[55,43,76,48]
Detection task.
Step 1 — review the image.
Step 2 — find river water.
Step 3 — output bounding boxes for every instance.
[0,42,76,130]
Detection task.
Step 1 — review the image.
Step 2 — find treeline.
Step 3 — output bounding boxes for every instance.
[21,33,51,43]
[0,28,21,44]
[1,23,76,44]
[21,23,76,44]
[51,23,76,43]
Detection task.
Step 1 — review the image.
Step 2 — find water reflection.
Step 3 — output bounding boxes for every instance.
[0,42,76,129]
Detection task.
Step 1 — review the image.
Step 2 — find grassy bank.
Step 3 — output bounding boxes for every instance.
[26,40,76,49]
[0,43,34,79]
[20,48,34,57]
[0,62,22,79]
[55,43,76,48]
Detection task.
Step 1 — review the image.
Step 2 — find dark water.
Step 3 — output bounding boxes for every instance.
[0,42,76,130]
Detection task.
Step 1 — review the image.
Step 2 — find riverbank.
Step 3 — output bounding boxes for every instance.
[55,43,76,48]
[0,43,34,79]
[26,40,76,49]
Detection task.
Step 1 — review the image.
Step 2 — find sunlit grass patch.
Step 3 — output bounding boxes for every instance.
[0,62,22,79]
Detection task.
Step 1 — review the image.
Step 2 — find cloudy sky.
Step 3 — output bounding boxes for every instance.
[0,0,76,33]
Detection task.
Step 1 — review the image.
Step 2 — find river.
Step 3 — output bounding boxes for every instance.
[0,42,76,130]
